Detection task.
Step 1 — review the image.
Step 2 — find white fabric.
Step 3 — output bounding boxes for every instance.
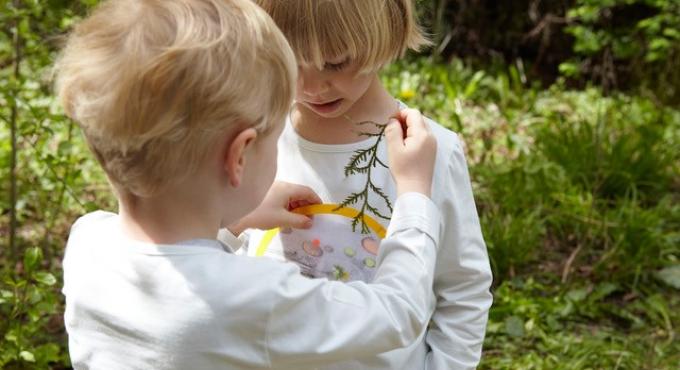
[246,115,493,369]
[254,210,385,282]
[62,193,440,370]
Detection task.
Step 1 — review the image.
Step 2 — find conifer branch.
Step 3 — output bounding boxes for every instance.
[336,118,394,233]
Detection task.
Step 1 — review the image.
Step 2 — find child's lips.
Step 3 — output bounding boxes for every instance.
[307,98,343,114]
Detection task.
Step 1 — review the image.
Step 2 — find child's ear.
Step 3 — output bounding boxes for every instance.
[224,127,258,187]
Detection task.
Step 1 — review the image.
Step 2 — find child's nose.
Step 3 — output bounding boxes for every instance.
[299,69,329,96]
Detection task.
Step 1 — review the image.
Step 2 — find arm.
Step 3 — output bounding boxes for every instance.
[425,135,494,370]
[266,192,440,368]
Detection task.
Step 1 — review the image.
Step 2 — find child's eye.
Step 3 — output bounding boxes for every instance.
[324,58,350,71]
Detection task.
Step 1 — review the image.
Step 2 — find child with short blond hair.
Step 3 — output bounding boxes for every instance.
[249,1,494,369]
[56,0,444,368]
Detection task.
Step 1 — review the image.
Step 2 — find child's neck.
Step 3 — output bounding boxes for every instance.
[293,76,398,145]
[117,177,226,245]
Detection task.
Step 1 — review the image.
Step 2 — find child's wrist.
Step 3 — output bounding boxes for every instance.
[396,181,432,198]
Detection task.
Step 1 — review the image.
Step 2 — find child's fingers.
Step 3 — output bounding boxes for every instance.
[285,183,322,207]
[289,199,317,210]
[396,108,421,124]
[397,108,428,138]
[282,213,313,229]
[384,118,405,148]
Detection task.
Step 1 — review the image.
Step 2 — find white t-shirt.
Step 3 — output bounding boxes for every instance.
[62,193,440,370]
[246,116,493,369]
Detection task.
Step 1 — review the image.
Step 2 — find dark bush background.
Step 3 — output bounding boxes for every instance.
[417,0,680,103]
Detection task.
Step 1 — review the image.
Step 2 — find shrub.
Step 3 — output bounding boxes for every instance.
[0,248,69,369]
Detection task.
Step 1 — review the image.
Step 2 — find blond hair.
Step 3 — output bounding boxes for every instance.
[255,0,430,72]
[54,0,296,198]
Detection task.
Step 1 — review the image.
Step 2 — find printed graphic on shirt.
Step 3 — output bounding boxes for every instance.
[255,204,386,282]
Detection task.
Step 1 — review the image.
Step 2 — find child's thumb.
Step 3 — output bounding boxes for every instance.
[384,118,404,149]
[283,213,313,230]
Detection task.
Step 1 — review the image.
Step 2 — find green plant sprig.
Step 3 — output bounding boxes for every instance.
[336,120,393,233]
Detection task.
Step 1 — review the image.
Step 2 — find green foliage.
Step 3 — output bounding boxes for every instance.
[562,0,680,101]
[0,248,69,369]
[656,265,680,289]
[416,0,680,103]
[482,278,679,369]
[383,58,679,366]
[1,1,103,368]
[384,59,679,288]
[536,98,675,204]
[1,0,111,261]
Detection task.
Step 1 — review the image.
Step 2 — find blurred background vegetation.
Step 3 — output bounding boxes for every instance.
[1,0,678,368]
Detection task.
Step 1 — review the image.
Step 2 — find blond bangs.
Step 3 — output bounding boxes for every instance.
[258,0,431,72]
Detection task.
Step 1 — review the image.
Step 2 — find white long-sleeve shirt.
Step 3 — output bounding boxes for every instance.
[246,117,493,369]
[62,193,440,369]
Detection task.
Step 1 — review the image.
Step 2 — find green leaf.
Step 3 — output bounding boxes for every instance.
[566,288,589,302]
[5,330,18,343]
[58,140,73,155]
[559,62,580,77]
[27,286,43,305]
[655,265,680,289]
[649,37,671,52]
[19,351,35,363]
[463,71,485,98]
[662,27,680,40]
[33,343,62,364]
[23,247,42,273]
[1,289,14,299]
[643,294,672,330]
[590,282,618,301]
[504,316,525,337]
[34,272,57,286]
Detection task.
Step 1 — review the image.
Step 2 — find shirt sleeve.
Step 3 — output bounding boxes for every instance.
[264,192,441,368]
[425,136,494,370]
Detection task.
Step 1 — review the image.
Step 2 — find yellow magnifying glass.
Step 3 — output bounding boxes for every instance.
[255,204,387,257]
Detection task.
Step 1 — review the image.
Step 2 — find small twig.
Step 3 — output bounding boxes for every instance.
[524,14,568,41]
[561,242,583,283]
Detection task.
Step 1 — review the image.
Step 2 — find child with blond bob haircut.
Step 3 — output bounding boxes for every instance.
[249,1,494,369]
[56,0,445,368]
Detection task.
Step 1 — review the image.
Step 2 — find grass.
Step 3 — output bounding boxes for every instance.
[481,278,679,369]
[383,57,679,369]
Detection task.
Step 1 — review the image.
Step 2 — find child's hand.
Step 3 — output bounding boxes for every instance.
[228,181,322,235]
[385,108,437,197]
